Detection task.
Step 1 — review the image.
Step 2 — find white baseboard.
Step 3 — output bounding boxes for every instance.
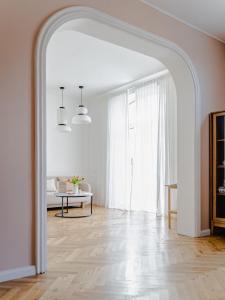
[200,229,211,237]
[0,265,36,283]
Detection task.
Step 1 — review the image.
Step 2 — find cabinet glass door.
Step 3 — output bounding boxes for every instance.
[215,114,225,218]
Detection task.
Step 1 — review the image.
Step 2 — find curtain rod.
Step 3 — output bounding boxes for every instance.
[99,69,169,97]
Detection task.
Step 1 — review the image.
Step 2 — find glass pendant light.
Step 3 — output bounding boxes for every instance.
[56,86,72,132]
[72,85,92,125]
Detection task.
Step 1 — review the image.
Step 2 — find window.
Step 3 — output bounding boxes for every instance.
[107,74,177,214]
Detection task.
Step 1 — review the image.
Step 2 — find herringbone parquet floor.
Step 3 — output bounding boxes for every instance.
[1,206,225,299]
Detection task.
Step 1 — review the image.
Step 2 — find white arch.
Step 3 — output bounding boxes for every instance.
[35,6,201,274]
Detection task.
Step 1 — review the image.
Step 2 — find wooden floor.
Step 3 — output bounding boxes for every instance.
[1,206,225,299]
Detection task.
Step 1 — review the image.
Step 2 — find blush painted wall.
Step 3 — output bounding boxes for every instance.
[0,0,225,272]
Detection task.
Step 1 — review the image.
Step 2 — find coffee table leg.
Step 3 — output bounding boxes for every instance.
[91,196,93,215]
[61,196,64,217]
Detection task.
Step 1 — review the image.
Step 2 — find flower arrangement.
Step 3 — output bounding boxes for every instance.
[70,176,84,186]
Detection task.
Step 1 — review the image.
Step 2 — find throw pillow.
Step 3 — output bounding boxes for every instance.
[46,178,56,192]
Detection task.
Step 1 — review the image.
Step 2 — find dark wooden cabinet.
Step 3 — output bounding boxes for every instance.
[210,111,225,232]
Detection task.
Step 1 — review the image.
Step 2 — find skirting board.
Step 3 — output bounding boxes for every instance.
[0,265,36,283]
[200,229,211,237]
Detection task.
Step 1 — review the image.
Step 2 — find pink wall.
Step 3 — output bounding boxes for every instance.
[0,0,225,271]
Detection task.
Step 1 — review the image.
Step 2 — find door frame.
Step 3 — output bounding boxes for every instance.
[35,6,201,274]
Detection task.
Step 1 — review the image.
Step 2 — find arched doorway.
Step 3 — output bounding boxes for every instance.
[35,6,200,273]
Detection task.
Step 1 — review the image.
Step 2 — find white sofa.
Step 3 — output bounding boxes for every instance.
[46,176,92,208]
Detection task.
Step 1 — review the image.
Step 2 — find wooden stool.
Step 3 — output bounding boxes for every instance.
[165,184,177,229]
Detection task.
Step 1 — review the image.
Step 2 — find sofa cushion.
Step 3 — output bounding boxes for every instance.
[57,181,67,193]
[47,178,56,192]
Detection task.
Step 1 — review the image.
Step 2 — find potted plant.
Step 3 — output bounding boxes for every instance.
[70,176,84,194]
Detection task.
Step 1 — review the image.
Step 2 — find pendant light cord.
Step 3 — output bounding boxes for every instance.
[60,86,65,107]
[61,88,64,107]
[81,87,83,106]
[79,85,84,106]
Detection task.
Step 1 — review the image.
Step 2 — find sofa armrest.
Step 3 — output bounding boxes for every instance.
[79,182,91,192]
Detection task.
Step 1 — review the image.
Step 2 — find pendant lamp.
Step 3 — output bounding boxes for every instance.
[56,86,72,132]
[72,86,92,125]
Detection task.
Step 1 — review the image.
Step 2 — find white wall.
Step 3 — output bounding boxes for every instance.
[46,88,90,178]
[46,88,107,205]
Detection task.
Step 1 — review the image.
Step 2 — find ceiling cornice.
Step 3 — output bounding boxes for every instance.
[140,0,225,44]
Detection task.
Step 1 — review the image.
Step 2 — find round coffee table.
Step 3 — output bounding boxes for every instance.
[55,192,93,218]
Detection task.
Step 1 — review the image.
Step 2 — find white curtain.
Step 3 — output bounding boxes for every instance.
[157,75,177,215]
[106,74,177,214]
[133,75,177,215]
[131,82,159,212]
[106,92,130,210]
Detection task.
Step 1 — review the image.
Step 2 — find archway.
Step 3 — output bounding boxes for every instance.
[35,6,201,274]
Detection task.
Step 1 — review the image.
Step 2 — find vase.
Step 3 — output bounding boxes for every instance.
[73,184,79,194]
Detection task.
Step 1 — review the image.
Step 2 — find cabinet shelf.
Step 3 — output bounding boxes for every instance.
[217,165,225,168]
[217,139,225,142]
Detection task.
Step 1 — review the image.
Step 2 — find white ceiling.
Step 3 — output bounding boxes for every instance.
[141,0,225,42]
[46,30,165,98]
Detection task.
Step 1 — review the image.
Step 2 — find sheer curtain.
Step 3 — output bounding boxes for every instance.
[157,75,177,215]
[132,75,177,214]
[106,74,177,214]
[131,82,159,212]
[106,92,130,210]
